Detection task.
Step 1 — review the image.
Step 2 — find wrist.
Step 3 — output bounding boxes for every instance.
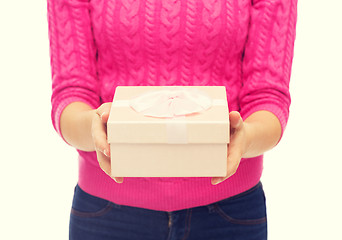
[240,110,282,158]
[241,121,256,158]
[60,102,97,151]
[77,108,97,151]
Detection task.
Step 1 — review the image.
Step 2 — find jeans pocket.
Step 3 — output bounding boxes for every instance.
[213,182,267,225]
[70,185,114,218]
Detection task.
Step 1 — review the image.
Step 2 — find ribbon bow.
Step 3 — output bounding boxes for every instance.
[129,87,213,118]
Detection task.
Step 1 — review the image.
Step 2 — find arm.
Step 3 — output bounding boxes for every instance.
[47,0,100,143]
[59,102,124,183]
[47,0,123,183]
[239,0,298,138]
[59,102,96,152]
[59,101,110,157]
[243,110,282,159]
[212,0,297,184]
[211,110,281,185]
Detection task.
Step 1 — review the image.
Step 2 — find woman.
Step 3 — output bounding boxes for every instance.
[47,0,297,239]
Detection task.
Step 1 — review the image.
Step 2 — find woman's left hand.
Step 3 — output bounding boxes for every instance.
[211,111,249,185]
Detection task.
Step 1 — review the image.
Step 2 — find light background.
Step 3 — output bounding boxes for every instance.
[1,1,341,239]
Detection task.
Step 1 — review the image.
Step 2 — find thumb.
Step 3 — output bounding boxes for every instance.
[96,103,112,123]
[229,111,243,130]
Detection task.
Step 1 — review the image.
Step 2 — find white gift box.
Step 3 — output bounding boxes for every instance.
[107,86,230,177]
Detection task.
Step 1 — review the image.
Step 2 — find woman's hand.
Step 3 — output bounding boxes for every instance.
[92,103,124,184]
[211,110,282,185]
[211,111,248,185]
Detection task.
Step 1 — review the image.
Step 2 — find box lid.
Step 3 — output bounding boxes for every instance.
[107,86,230,144]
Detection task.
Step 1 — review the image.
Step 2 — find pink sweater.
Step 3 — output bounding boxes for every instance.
[47,0,297,211]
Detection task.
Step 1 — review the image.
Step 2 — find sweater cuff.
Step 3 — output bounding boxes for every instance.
[52,97,99,145]
[240,103,289,144]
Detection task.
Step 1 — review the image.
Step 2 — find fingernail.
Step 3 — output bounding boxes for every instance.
[100,112,106,121]
[112,177,123,184]
[103,149,109,157]
[212,178,222,185]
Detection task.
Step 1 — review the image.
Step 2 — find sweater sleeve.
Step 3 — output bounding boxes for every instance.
[239,0,297,141]
[47,0,100,141]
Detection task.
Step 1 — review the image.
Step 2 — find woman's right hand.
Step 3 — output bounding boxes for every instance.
[91,102,124,184]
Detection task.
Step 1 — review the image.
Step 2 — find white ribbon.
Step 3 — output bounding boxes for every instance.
[129,87,213,118]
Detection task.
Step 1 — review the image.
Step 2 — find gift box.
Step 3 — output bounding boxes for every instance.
[107,86,229,177]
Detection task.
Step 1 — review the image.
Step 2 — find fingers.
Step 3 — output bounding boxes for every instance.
[211,111,244,185]
[96,102,112,123]
[229,111,243,130]
[113,177,124,183]
[96,150,111,176]
[211,145,241,185]
[92,102,124,184]
[91,112,110,157]
[96,151,123,183]
[226,146,242,177]
[92,112,111,176]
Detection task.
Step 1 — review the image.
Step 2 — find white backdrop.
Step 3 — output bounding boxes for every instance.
[1,1,341,239]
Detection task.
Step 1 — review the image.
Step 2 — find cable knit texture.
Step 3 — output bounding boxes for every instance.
[47,0,297,211]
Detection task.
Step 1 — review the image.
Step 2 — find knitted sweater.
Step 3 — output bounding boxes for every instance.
[47,0,297,211]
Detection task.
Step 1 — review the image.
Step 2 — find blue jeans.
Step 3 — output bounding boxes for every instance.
[69,182,267,240]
